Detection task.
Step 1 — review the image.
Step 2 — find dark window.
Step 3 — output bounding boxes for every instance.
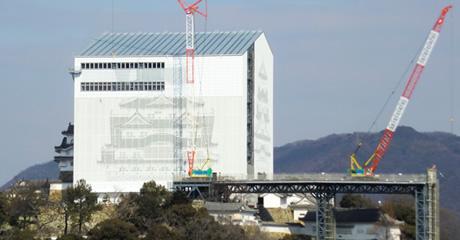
[80,81,165,92]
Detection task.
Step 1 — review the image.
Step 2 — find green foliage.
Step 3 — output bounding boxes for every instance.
[116,193,141,227]
[440,208,460,240]
[168,191,191,206]
[134,181,171,229]
[57,234,84,240]
[0,228,37,240]
[87,218,138,240]
[280,235,312,240]
[183,216,247,240]
[164,204,209,228]
[62,179,101,234]
[6,182,47,229]
[137,181,170,219]
[118,181,250,240]
[339,194,376,208]
[0,192,7,226]
[381,196,415,240]
[146,224,182,240]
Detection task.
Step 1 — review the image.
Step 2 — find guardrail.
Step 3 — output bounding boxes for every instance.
[173,172,427,184]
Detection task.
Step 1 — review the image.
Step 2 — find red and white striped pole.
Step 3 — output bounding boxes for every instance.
[366,5,453,174]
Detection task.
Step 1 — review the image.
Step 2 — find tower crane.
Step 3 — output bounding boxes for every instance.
[350,5,453,177]
[177,0,208,177]
[177,0,207,84]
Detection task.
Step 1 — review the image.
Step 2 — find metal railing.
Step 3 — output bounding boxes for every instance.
[173,172,427,184]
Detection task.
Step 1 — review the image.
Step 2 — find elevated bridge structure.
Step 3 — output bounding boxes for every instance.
[173,169,439,240]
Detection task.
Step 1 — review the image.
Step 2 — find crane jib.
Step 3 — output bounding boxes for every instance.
[352,5,453,176]
[417,31,440,66]
[386,97,409,132]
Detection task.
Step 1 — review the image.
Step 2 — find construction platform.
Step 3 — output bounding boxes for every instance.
[173,169,439,240]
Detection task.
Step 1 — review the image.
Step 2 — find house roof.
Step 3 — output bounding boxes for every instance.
[54,137,73,152]
[79,31,263,57]
[301,208,381,223]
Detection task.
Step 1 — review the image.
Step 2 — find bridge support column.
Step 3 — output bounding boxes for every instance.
[415,187,427,240]
[313,193,335,240]
[415,168,439,240]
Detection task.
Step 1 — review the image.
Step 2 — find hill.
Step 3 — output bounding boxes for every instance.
[2,126,459,215]
[275,126,460,216]
[0,160,59,190]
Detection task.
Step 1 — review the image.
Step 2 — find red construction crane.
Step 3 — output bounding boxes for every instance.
[177,0,207,84]
[177,0,208,176]
[350,5,453,177]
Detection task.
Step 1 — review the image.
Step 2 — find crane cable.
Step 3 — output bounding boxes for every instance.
[448,1,456,134]
[355,39,426,152]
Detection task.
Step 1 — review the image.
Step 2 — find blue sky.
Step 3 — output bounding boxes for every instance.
[0,0,458,184]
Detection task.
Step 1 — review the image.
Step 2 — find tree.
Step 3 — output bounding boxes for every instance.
[146,224,182,240]
[63,179,100,235]
[339,194,375,208]
[280,235,312,240]
[440,208,460,240]
[87,218,138,240]
[380,196,415,240]
[189,219,247,240]
[135,181,171,229]
[7,181,47,229]
[164,204,206,228]
[0,228,37,240]
[116,193,141,227]
[57,234,84,240]
[0,192,7,226]
[168,191,190,206]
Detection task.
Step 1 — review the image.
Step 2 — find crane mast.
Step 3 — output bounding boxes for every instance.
[177,0,207,84]
[177,0,208,176]
[351,5,453,176]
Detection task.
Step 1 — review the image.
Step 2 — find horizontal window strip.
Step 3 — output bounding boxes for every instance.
[80,81,165,92]
[81,62,165,70]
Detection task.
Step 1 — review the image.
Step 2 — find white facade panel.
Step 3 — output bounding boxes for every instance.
[253,33,274,176]
[73,33,273,193]
[74,55,250,192]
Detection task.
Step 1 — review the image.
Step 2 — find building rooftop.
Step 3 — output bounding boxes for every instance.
[54,137,73,152]
[79,31,263,57]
